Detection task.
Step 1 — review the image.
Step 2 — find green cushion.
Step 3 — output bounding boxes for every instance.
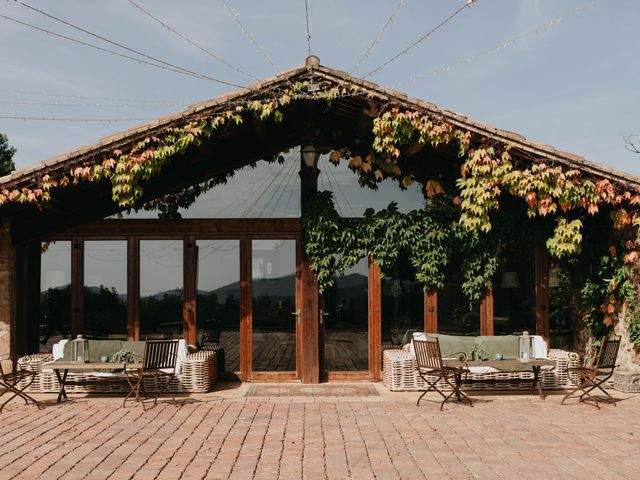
[121,341,145,361]
[426,333,477,358]
[63,340,123,362]
[476,335,519,359]
[62,340,145,362]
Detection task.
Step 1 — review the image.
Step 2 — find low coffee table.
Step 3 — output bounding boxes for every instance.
[444,358,556,399]
[43,361,143,403]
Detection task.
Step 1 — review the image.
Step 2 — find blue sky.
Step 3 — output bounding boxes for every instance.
[1,0,639,175]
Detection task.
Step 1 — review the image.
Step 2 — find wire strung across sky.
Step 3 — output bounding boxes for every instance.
[221,0,281,75]
[126,0,258,81]
[362,0,477,79]
[349,0,405,75]
[303,0,312,58]
[4,4,246,89]
[0,100,187,108]
[394,0,599,87]
[0,115,158,123]
[0,88,194,106]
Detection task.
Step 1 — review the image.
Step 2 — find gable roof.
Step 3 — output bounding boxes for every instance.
[2,59,639,192]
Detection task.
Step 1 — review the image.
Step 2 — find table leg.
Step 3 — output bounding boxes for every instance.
[54,369,69,403]
[532,366,545,399]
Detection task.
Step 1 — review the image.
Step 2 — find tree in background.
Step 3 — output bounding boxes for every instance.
[0,133,16,176]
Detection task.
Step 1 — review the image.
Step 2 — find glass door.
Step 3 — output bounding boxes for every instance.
[322,257,369,373]
[250,239,298,377]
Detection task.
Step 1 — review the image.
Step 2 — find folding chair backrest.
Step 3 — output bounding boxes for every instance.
[413,338,444,371]
[143,340,179,370]
[596,337,620,370]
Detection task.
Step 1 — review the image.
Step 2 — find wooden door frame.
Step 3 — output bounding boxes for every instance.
[245,235,302,382]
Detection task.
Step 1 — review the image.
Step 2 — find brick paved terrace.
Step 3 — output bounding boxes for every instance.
[0,384,639,480]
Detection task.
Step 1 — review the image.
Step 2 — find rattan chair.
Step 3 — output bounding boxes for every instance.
[561,336,620,409]
[124,340,179,408]
[413,337,473,410]
[0,356,42,412]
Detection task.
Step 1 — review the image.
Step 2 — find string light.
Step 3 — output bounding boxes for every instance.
[350,0,405,75]
[221,0,281,75]
[396,0,598,87]
[126,0,258,81]
[0,12,247,89]
[304,0,312,58]
[0,88,194,105]
[0,115,157,123]
[362,0,477,79]
[0,100,185,108]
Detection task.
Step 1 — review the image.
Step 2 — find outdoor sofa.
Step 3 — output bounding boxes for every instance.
[383,332,581,391]
[18,338,217,394]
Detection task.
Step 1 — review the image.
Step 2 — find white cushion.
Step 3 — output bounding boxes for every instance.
[408,332,428,358]
[52,339,68,360]
[468,366,500,374]
[532,335,548,359]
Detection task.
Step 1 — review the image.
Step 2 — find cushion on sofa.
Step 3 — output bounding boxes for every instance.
[476,335,519,359]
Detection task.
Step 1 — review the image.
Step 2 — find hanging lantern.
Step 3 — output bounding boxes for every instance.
[72,334,89,363]
[518,331,535,361]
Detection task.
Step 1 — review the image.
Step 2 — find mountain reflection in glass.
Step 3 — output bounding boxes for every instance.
[251,240,296,372]
[323,257,368,371]
[140,240,183,339]
[40,241,71,349]
[84,241,127,339]
[196,240,240,376]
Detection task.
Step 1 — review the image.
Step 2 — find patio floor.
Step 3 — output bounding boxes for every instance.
[0,384,639,479]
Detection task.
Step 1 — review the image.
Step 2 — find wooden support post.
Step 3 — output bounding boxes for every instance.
[127,238,139,341]
[299,145,321,383]
[183,236,197,347]
[535,246,550,345]
[239,236,250,381]
[71,238,84,336]
[368,258,382,381]
[424,289,437,333]
[480,287,494,336]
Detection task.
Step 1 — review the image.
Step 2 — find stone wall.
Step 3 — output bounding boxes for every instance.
[0,219,14,361]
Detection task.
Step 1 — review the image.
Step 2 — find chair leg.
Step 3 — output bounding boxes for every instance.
[416,377,437,406]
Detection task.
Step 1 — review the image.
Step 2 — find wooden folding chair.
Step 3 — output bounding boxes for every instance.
[0,356,42,412]
[561,336,620,409]
[123,340,179,408]
[414,337,473,410]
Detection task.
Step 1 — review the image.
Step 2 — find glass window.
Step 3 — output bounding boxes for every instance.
[114,151,301,219]
[196,240,240,376]
[251,239,297,372]
[549,264,572,349]
[40,241,71,348]
[438,263,480,336]
[317,155,425,216]
[323,257,368,371]
[493,242,536,335]
[381,253,424,346]
[140,240,183,339]
[84,241,127,339]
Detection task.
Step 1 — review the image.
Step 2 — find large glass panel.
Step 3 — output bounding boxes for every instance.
[114,151,301,219]
[196,240,240,376]
[251,239,296,372]
[323,257,368,371]
[317,156,425,216]
[437,266,481,335]
[84,241,127,339]
[493,243,536,335]
[40,241,71,349]
[140,240,183,339]
[381,253,424,346]
[549,263,572,349]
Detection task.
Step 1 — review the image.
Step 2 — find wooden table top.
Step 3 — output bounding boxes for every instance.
[444,358,556,368]
[43,361,143,370]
